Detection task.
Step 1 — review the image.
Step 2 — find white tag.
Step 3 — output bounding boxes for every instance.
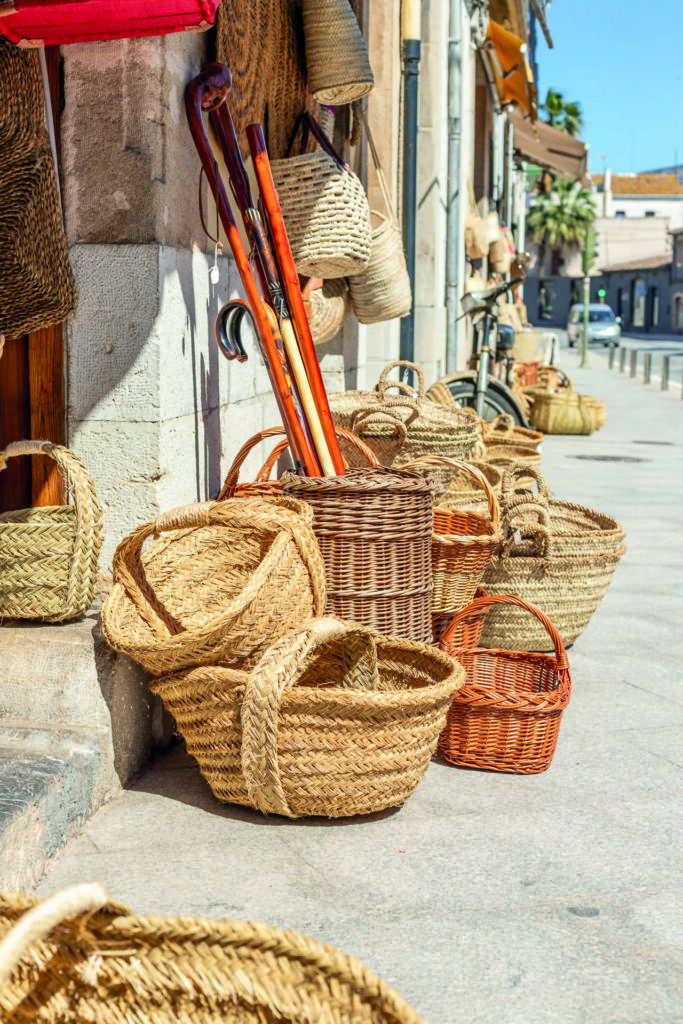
[513,529,522,545]
[209,264,219,284]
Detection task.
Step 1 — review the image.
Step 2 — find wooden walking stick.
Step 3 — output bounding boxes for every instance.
[185,64,320,476]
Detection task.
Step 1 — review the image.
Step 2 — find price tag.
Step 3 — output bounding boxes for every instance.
[513,529,522,545]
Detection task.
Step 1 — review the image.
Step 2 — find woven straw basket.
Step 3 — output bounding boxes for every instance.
[218,424,379,500]
[283,466,435,642]
[271,113,371,278]
[398,457,501,616]
[303,276,351,344]
[101,497,326,675]
[152,616,463,818]
[302,0,374,105]
[479,472,626,651]
[0,37,77,338]
[438,461,503,504]
[483,413,544,451]
[438,594,572,774]
[528,389,598,435]
[0,884,424,1023]
[329,361,479,477]
[0,441,103,622]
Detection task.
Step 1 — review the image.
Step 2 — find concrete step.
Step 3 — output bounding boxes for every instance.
[0,721,105,891]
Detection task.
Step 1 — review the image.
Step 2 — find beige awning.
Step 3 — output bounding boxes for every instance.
[509,107,588,181]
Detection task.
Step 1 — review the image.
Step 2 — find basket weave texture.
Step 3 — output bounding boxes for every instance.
[0,441,103,622]
[304,276,351,343]
[283,466,435,642]
[479,464,626,650]
[152,616,463,818]
[438,594,572,774]
[0,884,425,1022]
[329,361,479,476]
[101,497,326,676]
[0,37,77,338]
[302,0,374,104]
[483,413,544,451]
[398,457,501,616]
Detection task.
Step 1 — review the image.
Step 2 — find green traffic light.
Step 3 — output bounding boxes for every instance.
[598,289,606,298]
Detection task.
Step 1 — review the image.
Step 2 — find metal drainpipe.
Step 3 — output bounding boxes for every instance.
[400,1,421,373]
[445,0,462,373]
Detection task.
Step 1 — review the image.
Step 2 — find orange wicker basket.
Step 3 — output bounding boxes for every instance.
[399,456,501,617]
[432,586,489,645]
[438,593,572,774]
[218,426,379,500]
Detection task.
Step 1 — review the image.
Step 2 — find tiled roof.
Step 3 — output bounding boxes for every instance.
[591,173,683,195]
[600,254,672,272]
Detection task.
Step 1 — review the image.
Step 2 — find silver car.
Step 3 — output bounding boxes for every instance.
[567,304,621,347]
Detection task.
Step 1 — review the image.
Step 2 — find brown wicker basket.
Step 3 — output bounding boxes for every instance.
[438,593,572,774]
[283,466,434,642]
[0,884,425,1022]
[0,441,103,622]
[152,616,463,818]
[432,586,489,645]
[398,457,501,617]
[101,497,326,675]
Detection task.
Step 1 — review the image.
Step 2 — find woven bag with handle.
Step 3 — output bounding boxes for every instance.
[0,441,103,622]
[0,883,425,1022]
[302,0,374,105]
[302,276,351,344]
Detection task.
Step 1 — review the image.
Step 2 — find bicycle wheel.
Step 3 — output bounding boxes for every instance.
[446,377,528,425]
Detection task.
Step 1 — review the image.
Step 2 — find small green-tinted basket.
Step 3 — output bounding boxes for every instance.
[0,440,103,622]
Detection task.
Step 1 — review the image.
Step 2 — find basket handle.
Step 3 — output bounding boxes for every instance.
[439,593,569,670]
[377,360,425,399]
[0,883,110,986]
[500,461,552,504]
[218,426,288,500]
[350,408,408,449]
[398,456,500,531]
[539,364,572,391]
[487,413,515,436]
[111,498,326,638]
[255,425,381,482]
[240,617,383,817]
[497,502,553,561]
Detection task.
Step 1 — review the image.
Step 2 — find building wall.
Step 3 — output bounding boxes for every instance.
[602,194,683,228]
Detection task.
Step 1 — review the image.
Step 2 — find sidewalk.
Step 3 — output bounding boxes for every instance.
[35,349,683,1024]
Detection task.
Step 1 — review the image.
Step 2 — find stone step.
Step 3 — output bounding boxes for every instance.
[0,721,105,892]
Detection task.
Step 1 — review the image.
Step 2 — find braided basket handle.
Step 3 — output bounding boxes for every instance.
[111,498,325,638]
[255,425,381,482]
[500,461,552,504]
[488,414,515,436]
[350,408,408,448]
[377,360,425,399]
[439,593,569,670]
[218,427,288,499]
[0,884,110,986]
[497,502,553,560]
[398,455,500,531]
[240,617,383,817]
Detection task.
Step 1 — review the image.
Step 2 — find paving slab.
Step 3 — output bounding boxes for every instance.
[35,341,683,1024]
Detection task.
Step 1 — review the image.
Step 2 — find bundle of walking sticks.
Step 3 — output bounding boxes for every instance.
[185,62,345,477]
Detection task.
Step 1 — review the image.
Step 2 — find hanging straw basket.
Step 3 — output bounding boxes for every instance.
[303,276,351,344]
[348,112,411,323]
[152,616,463,818]
[483,413,544,451]
[0,884,425,1023]
[270,113,371,279]
[0,441,103,622]
[283,467,435,642]
[302,0,374,105]
[438,594,572,774]
[398,457,501,618]
[101,497,326,675]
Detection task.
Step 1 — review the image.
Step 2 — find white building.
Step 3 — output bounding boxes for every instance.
[591,171,683,228]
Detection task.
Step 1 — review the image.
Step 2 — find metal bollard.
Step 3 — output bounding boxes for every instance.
[661,355,670,391]
[608,343,616,369]
[643,352,652,384]
[619,346,626,372]
[630,349,638,378]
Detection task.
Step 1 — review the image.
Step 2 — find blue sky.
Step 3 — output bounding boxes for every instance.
[537,0,682,175]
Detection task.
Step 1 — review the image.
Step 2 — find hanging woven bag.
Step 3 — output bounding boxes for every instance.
[438,593,572,774]
[0,441,103,622]
[302,0,374,105]
[152,616,463,818]
[101,497,326,675]
[302,276,351,344]
[348,112,411,323]
[0,884,426,1023]
[270,112,372,279]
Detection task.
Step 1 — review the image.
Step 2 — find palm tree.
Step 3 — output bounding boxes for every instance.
[527,178,596,275]
[542,89,583,137]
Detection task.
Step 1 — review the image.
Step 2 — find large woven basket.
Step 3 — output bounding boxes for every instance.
[0,441,103,622]
[152,616,463,818]
[283,466,435,642]
[0,37,77,338]
[438,594,572,774]
[479,480,626,651]
[101,497,326,675]
[302,0,374,105]
[398,457,501,616]
[271,113,371,279]
[0,884,425,1022]
[483,413,543,451]
[329,361,479,477]
[527,389,598,435]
